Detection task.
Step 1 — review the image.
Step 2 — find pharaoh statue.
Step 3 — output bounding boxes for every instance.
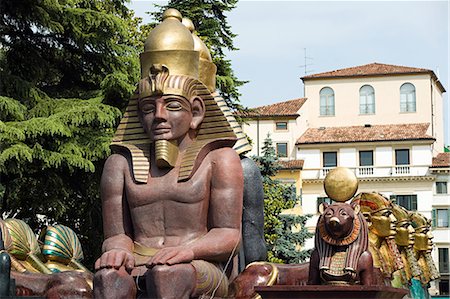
[391,203,425,298]
[410,212,440,287]
[94,8,245,299]
[356,192,404,286]
[180,17,266,269]
[308,167,374,286]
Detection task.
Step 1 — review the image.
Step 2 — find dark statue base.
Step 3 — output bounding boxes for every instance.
[254,285,409,299]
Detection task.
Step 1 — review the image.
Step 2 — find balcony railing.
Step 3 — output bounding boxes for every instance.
[302,165,430,180]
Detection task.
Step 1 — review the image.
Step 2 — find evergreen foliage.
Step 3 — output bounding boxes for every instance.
[253,134,313,263]
[0,0,140,267]
[143,0,248,115]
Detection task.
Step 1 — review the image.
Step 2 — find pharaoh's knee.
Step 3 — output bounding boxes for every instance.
[94,268,132,288]
[149,264,194,281]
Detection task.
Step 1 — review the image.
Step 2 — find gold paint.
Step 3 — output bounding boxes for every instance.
[155,140,178,168]
[182,17,217,92]
[323,167,358,202]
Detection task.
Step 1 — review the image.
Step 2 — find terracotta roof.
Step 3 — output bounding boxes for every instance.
[431,153,450,168]
[279,159,304,170]
[297,123,434,145]
[301,63,445,92]
[244,98,307,117]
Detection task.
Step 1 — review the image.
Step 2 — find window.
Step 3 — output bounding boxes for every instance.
[400,83,416,112]
[276,143,288,158]
[395,149,410,165]
[275,121,288,130]
[320,87,335,116]
[437,182,448,194]
[433,209,450,228]
[437,209,449,227]
[395,195,417,210]
[359,150,374,166]
[323,152,337,167]
[439,279,449,296]
[439,248,449,274]
[317,197,333,213]
[360,85,375,114]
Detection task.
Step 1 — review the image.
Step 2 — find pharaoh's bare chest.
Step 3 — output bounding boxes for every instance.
[125,171,209,209]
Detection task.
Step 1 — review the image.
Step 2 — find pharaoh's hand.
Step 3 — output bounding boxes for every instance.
[146,247,195,267]
[95,249,135,272]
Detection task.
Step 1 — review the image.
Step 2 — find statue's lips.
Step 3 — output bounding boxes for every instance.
[152,127,171,135]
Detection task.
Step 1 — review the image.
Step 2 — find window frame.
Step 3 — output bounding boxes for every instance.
[395,194,417,211]
[275,121,288,131]
[436,182,448,194]
[276,142,288,158]
[438,247,449,275]
[359,150,374,166]
[400,83,416,113]
[323,151,337,168]
[359,85,375,114]
[395,149,410,165]
[320,87,335,116]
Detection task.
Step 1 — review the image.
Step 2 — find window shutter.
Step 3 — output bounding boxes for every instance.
[448,208,450,228]
[412,195,417,211]
[432,209,437,228]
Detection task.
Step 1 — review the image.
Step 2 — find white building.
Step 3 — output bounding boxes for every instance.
[242,62,448,296]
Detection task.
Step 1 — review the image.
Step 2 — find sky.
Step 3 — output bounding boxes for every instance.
[129,0,449,145]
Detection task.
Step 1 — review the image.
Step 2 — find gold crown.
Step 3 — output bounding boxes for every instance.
[140,9,199,81]
[355,192,391,214]
[181,17,217,92]
[392,203,410,224]
[112,9,238,183]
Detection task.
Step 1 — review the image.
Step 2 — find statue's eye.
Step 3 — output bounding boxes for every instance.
[340,210,348,216]
[166,101,183,111]
[140,101,155,114]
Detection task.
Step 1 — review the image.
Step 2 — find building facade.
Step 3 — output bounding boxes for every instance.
[242,63,448,296]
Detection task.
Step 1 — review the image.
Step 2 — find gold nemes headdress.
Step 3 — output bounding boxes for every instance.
[111,9,237,183]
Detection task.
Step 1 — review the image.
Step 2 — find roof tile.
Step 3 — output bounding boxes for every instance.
[279,159,304,170]
[245,98,307,117]
[302,63,432,79]
[432,153,450,168]
[297,123,433,144]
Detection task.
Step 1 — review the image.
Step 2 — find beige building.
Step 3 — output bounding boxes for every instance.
[241,98,306,196]
[242,62,448,296]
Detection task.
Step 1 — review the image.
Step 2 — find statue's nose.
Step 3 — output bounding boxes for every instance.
[329,217,340,227]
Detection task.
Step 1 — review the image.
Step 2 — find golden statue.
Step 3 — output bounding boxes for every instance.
[355,192,404,286]
[391,203,425,298]
[410,212,440,286]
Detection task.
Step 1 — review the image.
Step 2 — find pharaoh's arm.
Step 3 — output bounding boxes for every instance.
[95,154,135,270]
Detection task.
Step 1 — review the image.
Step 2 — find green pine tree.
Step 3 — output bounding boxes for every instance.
[253,134,313,263]
[0,0,140,267]
[140,0,247,115]
[274,214,313,264]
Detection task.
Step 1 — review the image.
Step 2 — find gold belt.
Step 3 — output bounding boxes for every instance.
[133,242,159,266]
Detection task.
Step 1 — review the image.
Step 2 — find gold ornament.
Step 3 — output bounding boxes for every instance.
[324,167,358,202]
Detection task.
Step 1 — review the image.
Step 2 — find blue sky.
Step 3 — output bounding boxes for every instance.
[129,0,449,145]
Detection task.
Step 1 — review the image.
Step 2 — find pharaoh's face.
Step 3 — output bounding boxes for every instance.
[413,229,429,251]
[395,221,415,247]
[139,95,193,142]
[369,208,397,238]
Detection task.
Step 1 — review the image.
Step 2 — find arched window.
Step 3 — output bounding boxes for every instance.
[400,83,416,112]
[320,87,335,116]
[359,85,375,114]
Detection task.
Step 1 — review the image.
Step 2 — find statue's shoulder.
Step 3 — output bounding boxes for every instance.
[104,152,131,172]
[207,147,241,164]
